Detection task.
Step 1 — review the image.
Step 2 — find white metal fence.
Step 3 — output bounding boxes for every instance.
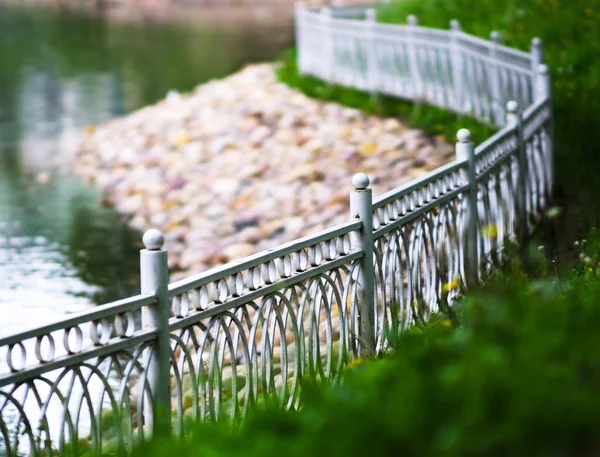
[0,3,553,456]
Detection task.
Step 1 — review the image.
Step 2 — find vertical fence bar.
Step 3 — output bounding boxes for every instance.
[406,15,422,100]
[349,173,376,358]
[534,64,553,198]
[456,130,479,288]
[530,38,543,99]
[140,229,171,437]
[534,64,551,102]
[321,7,334,83]
[506,101,528,244]
[489,31,502,125]
[365,8,378,97]
[295,2,307,75]
[449,20,464,113]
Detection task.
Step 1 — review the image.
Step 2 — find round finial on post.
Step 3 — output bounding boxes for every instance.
[407,15,418,26]
[455,129,475,165]
[457,128,472,143]
[531,37,543,67]
[450,19,461,31]
[506,100,519,114]
[490,31,501,44]
[352,173,370,190]
[365,8,377,22]
[537,63,549,75]
[506,100,520,126]
[143,229,165,251]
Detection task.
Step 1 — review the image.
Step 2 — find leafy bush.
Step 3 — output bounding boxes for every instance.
[133,240,600,456]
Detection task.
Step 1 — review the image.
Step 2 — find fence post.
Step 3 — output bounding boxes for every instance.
[449,19,463,113]
[406,15,422,100]
[321,7,334,83]
[530,38,543,98]
[489,31,502,125]
[506,101,528,244]
[456,129,478,288]
[534,63,551,102]
[365,8,379,98]
[350,173,376,358]
[295,2,307,75]
[534,64,553,196]
[140,229,171,437]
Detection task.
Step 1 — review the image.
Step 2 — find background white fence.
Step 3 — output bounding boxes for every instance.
[0,3,553,456]
[296,3,543,126]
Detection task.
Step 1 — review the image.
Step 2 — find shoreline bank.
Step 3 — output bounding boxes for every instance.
[0,0,367,23]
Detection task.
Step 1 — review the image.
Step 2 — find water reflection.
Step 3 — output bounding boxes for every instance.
[0,5,293,336]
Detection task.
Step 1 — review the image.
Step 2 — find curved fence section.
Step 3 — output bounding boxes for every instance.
[0,295,157,456]
[295,3,542,126]
[0,3,553,455]
[166,221,364,429]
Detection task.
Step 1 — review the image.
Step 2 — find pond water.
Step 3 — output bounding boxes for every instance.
[0,4,294,337]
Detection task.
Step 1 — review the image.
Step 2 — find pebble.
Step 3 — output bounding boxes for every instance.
[67,63,455,281]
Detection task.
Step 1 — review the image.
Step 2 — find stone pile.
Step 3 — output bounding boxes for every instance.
[70,63,454,280]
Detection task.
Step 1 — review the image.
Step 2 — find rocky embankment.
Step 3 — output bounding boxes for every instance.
[71,63,454,280]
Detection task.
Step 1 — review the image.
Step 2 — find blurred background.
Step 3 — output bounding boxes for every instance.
[0,0,333,336]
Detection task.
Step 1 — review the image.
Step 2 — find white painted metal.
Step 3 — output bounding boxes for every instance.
[456,129,478,287]
[350,174,376,356]
[295,4,537,125]
[140,230,171,437]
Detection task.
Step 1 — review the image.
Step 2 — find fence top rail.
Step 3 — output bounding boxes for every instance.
[373,159,467,210]
[0,293,156,348]
[474,123,518,157]
[168,220,363,296]
[328,4,374,18]
[494,41,533,63]
[522,96,551,121]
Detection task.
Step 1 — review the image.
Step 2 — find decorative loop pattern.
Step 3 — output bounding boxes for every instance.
[63,326,83,354]
[166,223,363,426]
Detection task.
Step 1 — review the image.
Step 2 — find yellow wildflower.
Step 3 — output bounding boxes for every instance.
[440,319,453,329]
[483,224,498,239]
[346,358,367,370]
[442,277,461,292]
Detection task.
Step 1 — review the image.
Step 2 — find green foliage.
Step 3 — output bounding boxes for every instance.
[130,235,600,456]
